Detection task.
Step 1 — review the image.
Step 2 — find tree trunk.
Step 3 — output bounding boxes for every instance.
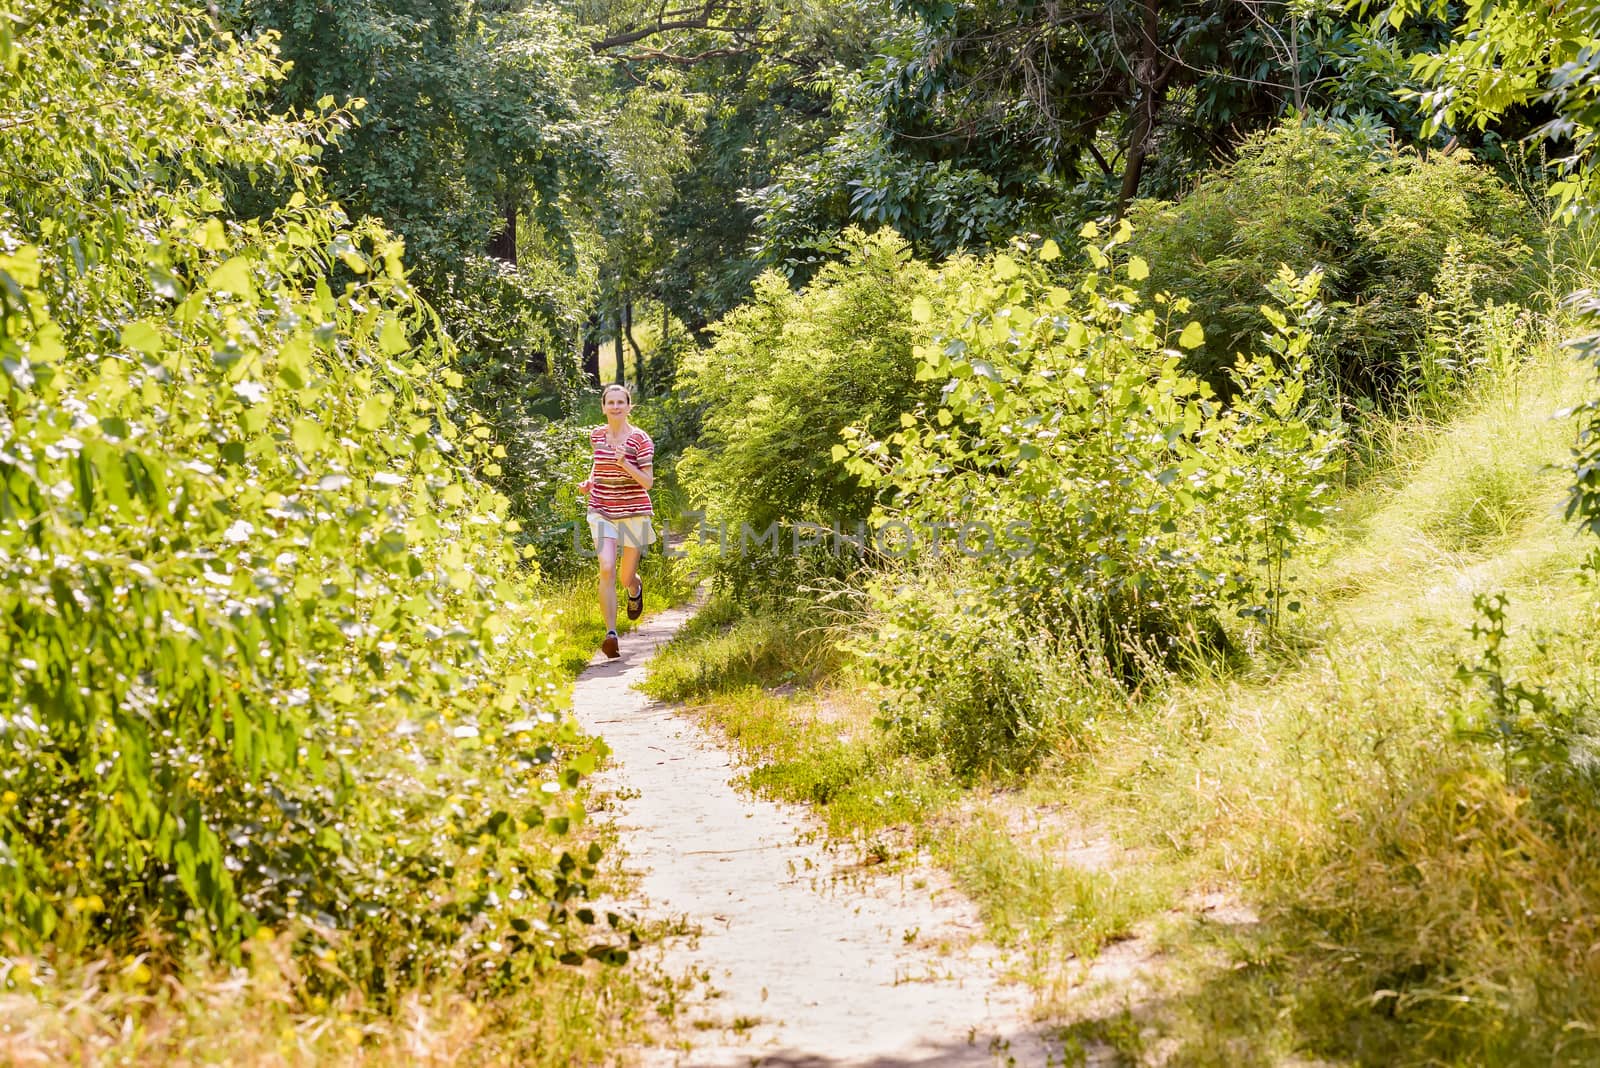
[487,195,517,265]
[622,298,646,396]
[613,306,627,386]
[581,314,601,386]
[1113,0,1177,218]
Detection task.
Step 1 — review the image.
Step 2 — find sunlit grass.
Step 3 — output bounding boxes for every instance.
[1,935,665,1067]
[1031,337,1600,1063]
[932,813,1175,980]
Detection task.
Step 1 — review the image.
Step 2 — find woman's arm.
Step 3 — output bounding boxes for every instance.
[620,433,655,491]
[578,432,598,497]
[619,458,654,491]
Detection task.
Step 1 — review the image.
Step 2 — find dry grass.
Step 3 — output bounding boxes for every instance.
[0,939,663,1066]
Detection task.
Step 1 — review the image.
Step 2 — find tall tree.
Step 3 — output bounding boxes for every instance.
[748,0,1464,267]
[222,0,608,398]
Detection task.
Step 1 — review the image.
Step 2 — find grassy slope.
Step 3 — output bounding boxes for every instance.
[1028,320,1600,1064]
[642,338,1600,1065]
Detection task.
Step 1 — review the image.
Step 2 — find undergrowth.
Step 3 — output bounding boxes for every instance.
[646,294,1600,1063]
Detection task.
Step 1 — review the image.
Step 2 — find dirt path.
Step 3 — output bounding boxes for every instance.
[571,605,1059,1067]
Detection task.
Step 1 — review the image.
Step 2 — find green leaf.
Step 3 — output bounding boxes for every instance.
[1178,321,1206,348]
[909,295,932,323]
[379,317,408,356]
[206,257,254,297]
[0,244,41,287]
[357,393,393,430]
[292,417,326,454]
[121,320,164,356]
[1126,256,1150,281]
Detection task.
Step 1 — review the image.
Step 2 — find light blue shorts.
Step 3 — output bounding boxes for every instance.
[587,512,656,551]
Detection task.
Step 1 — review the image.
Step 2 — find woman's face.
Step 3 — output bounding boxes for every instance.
[602,390,631,419]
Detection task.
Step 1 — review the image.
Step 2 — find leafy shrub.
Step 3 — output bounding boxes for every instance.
[852,567,1124,775]
[1454,593,1600,807]
[1126,119,1540,402]
[0,1,613,991]
[837,230,1342,771]
[1409,244,1540,416]
[675,228,985,601]
[675,228,981,596]
[841,226,1343,657]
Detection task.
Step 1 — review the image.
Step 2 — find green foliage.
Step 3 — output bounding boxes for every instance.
[1126,119,1539,402]
[749,63,1036,268]
[224,0,612,434]
[841,226,1342,657]
[0,0,616,988]
[1454,593,1600,805]
[226,0,605,274]
[852,568,1124,776]
[750,0,1466,266]
[675,228,969,594]
[1398,0,1600,219]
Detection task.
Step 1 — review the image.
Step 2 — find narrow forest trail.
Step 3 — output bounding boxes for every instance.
[571,605,1060,1067]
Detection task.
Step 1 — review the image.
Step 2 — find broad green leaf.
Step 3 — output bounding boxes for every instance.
[357,393,393,430]
[1178,321,1206,348]
[197,218,229,252]
[379,317,408,355]
[206,257,254,297]
[292,417,326,453]
[0,244,41,287]
[121,320,164,356]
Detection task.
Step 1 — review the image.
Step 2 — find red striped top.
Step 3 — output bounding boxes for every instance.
[587,425,654,519]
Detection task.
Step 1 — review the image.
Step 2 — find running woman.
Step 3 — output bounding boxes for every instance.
[577,382,655,658]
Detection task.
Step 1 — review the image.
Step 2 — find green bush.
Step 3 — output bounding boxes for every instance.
[1126,119,1541,402]
[675,228,983,596]
[0,1,613,991]
[841,228,1343,659]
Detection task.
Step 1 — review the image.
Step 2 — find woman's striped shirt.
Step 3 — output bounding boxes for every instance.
[587,425,654,519]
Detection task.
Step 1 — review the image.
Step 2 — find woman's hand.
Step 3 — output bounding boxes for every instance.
[577,479,593,497]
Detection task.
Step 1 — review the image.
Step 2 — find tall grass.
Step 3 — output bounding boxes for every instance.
[1030,320,1600,1063]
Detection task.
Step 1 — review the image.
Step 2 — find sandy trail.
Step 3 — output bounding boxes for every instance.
[571,605,1057,1067]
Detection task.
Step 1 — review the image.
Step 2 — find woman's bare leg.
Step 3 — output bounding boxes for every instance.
[597,536,619,632]
[619,544,643,603]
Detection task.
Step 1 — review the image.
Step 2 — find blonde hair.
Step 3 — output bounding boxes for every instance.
[600,382,633,403]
